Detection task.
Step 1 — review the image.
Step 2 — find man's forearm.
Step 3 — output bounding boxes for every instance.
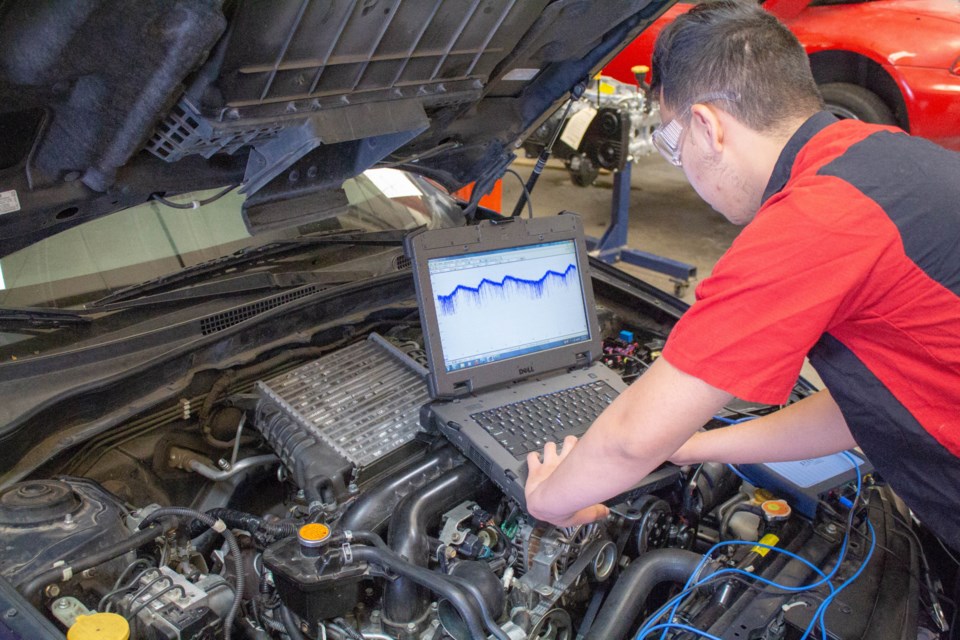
[669,390,856,465]
[525,357,732,524]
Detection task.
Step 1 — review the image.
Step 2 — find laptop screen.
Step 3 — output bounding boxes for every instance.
[426,239,591,372]
[405,214,604,398]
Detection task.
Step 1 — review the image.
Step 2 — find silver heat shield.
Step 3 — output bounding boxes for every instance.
[255,333,429,501]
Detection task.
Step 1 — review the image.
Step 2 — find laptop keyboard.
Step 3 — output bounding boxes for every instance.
[470,380,618,459]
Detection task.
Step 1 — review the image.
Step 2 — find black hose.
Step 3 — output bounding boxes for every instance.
[585,549,703,640]
[279,604,308,640]
[140,507,244,640]
[186,508,298,541]
[338,446,461,533]
[18,518,175,602]
[351,546,496,640]
[337,532,507,640]
[261,613,286,633]
[384,464,487,624]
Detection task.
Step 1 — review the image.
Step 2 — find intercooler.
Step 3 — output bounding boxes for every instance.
[255,333,430,504]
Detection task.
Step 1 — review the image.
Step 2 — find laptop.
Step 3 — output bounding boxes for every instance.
[404,213,679,508]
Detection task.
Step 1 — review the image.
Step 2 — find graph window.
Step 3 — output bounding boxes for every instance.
[427,240,591,372]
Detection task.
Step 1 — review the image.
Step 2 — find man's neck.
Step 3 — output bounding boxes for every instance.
[730,116,811,216]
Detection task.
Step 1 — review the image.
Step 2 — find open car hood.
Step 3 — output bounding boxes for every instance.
[0,0,673,257]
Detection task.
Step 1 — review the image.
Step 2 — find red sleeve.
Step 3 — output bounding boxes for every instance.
[662,178,894,404]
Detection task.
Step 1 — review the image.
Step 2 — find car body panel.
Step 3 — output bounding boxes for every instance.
[603,0,960,150]
[0,0,677,258]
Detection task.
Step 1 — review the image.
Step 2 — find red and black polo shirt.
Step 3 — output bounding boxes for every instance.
[662,112,960,548]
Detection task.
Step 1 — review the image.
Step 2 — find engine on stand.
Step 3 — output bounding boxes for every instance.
[521,75,661,187]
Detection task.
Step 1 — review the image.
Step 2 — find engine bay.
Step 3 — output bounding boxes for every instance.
[0,293,942,640]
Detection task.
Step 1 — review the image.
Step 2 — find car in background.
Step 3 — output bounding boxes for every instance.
[604,0,960,151]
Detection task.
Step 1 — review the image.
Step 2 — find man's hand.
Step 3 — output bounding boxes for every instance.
[525,435,610,526]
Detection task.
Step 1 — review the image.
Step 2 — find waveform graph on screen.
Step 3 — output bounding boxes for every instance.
[437,264,578,316]
[429,247,591,370]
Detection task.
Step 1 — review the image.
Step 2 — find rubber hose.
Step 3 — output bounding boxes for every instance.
[279,604,308,640]
[338,446,461,533]
[351,546,506,640]
[18,518,175,602]
[140,507,244,640]
[385,464,486,624]
[261,613,286,633]
[187,508,298,541]
[342,530,505,639]
[585,549,703,640]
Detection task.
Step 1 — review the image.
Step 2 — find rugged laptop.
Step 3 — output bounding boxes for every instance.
[405,214,678,508]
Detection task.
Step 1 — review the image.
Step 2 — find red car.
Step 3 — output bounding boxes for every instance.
[604,0,960,150]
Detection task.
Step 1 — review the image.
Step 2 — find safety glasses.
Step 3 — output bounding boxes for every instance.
[652,92,738,167]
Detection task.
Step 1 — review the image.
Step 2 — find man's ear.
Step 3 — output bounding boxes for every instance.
[689,103,724,153]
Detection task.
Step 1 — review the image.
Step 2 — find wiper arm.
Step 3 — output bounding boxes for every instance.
[0,307,93,328]
[87,228,411,308]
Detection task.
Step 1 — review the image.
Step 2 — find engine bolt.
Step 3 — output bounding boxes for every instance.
[45,585,60,598]
[406,622,417,632]
[55,598,70,610]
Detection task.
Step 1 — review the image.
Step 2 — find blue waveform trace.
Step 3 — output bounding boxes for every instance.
[437,264,577,315]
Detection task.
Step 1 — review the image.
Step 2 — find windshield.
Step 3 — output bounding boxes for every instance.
[0,169,463,309]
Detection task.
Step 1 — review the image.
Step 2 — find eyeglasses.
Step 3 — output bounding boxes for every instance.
[652,92,738,167]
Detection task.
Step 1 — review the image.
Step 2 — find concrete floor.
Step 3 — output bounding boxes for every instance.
[503,153,825,388]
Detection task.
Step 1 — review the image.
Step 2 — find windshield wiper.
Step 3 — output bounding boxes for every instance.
[87,228,411,308]
[0,307,93,328]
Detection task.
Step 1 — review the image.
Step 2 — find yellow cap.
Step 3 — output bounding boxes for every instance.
[68,613,130,640]
[753,488,775,502]
[631,65,650,75]
[299,523,331,542]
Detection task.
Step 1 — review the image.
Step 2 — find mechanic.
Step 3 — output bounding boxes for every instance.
[524,0,960,551]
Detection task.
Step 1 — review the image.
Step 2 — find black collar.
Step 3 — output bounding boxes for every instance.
[761,111,838,204]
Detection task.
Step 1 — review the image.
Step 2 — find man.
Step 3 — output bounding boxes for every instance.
[524,0,960,551]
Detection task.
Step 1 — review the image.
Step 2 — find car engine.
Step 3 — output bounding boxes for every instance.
[0,317,940,640]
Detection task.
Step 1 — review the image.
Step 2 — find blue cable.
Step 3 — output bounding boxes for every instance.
[801,520,877,640]
[638,622,724,639]
[638,541,836,638]
[642,451,865,639]
[726,464,755,485]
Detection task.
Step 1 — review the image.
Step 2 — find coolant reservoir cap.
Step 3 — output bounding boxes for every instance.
[298,523,332,554]
[761,499,792,522]
[67,612,130,640]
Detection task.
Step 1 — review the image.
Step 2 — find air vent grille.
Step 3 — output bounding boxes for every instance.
[200,286,320,335]
[146,100,283,162]
[394,255,411,271]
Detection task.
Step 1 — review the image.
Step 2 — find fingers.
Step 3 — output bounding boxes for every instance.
[543,440,558,461]
[560,434,578,456]
[528,436,578,468]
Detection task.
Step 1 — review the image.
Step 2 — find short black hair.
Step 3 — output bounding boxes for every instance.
[651,0,823,133]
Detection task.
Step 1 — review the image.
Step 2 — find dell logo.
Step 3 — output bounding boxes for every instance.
[518,366,535,375]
